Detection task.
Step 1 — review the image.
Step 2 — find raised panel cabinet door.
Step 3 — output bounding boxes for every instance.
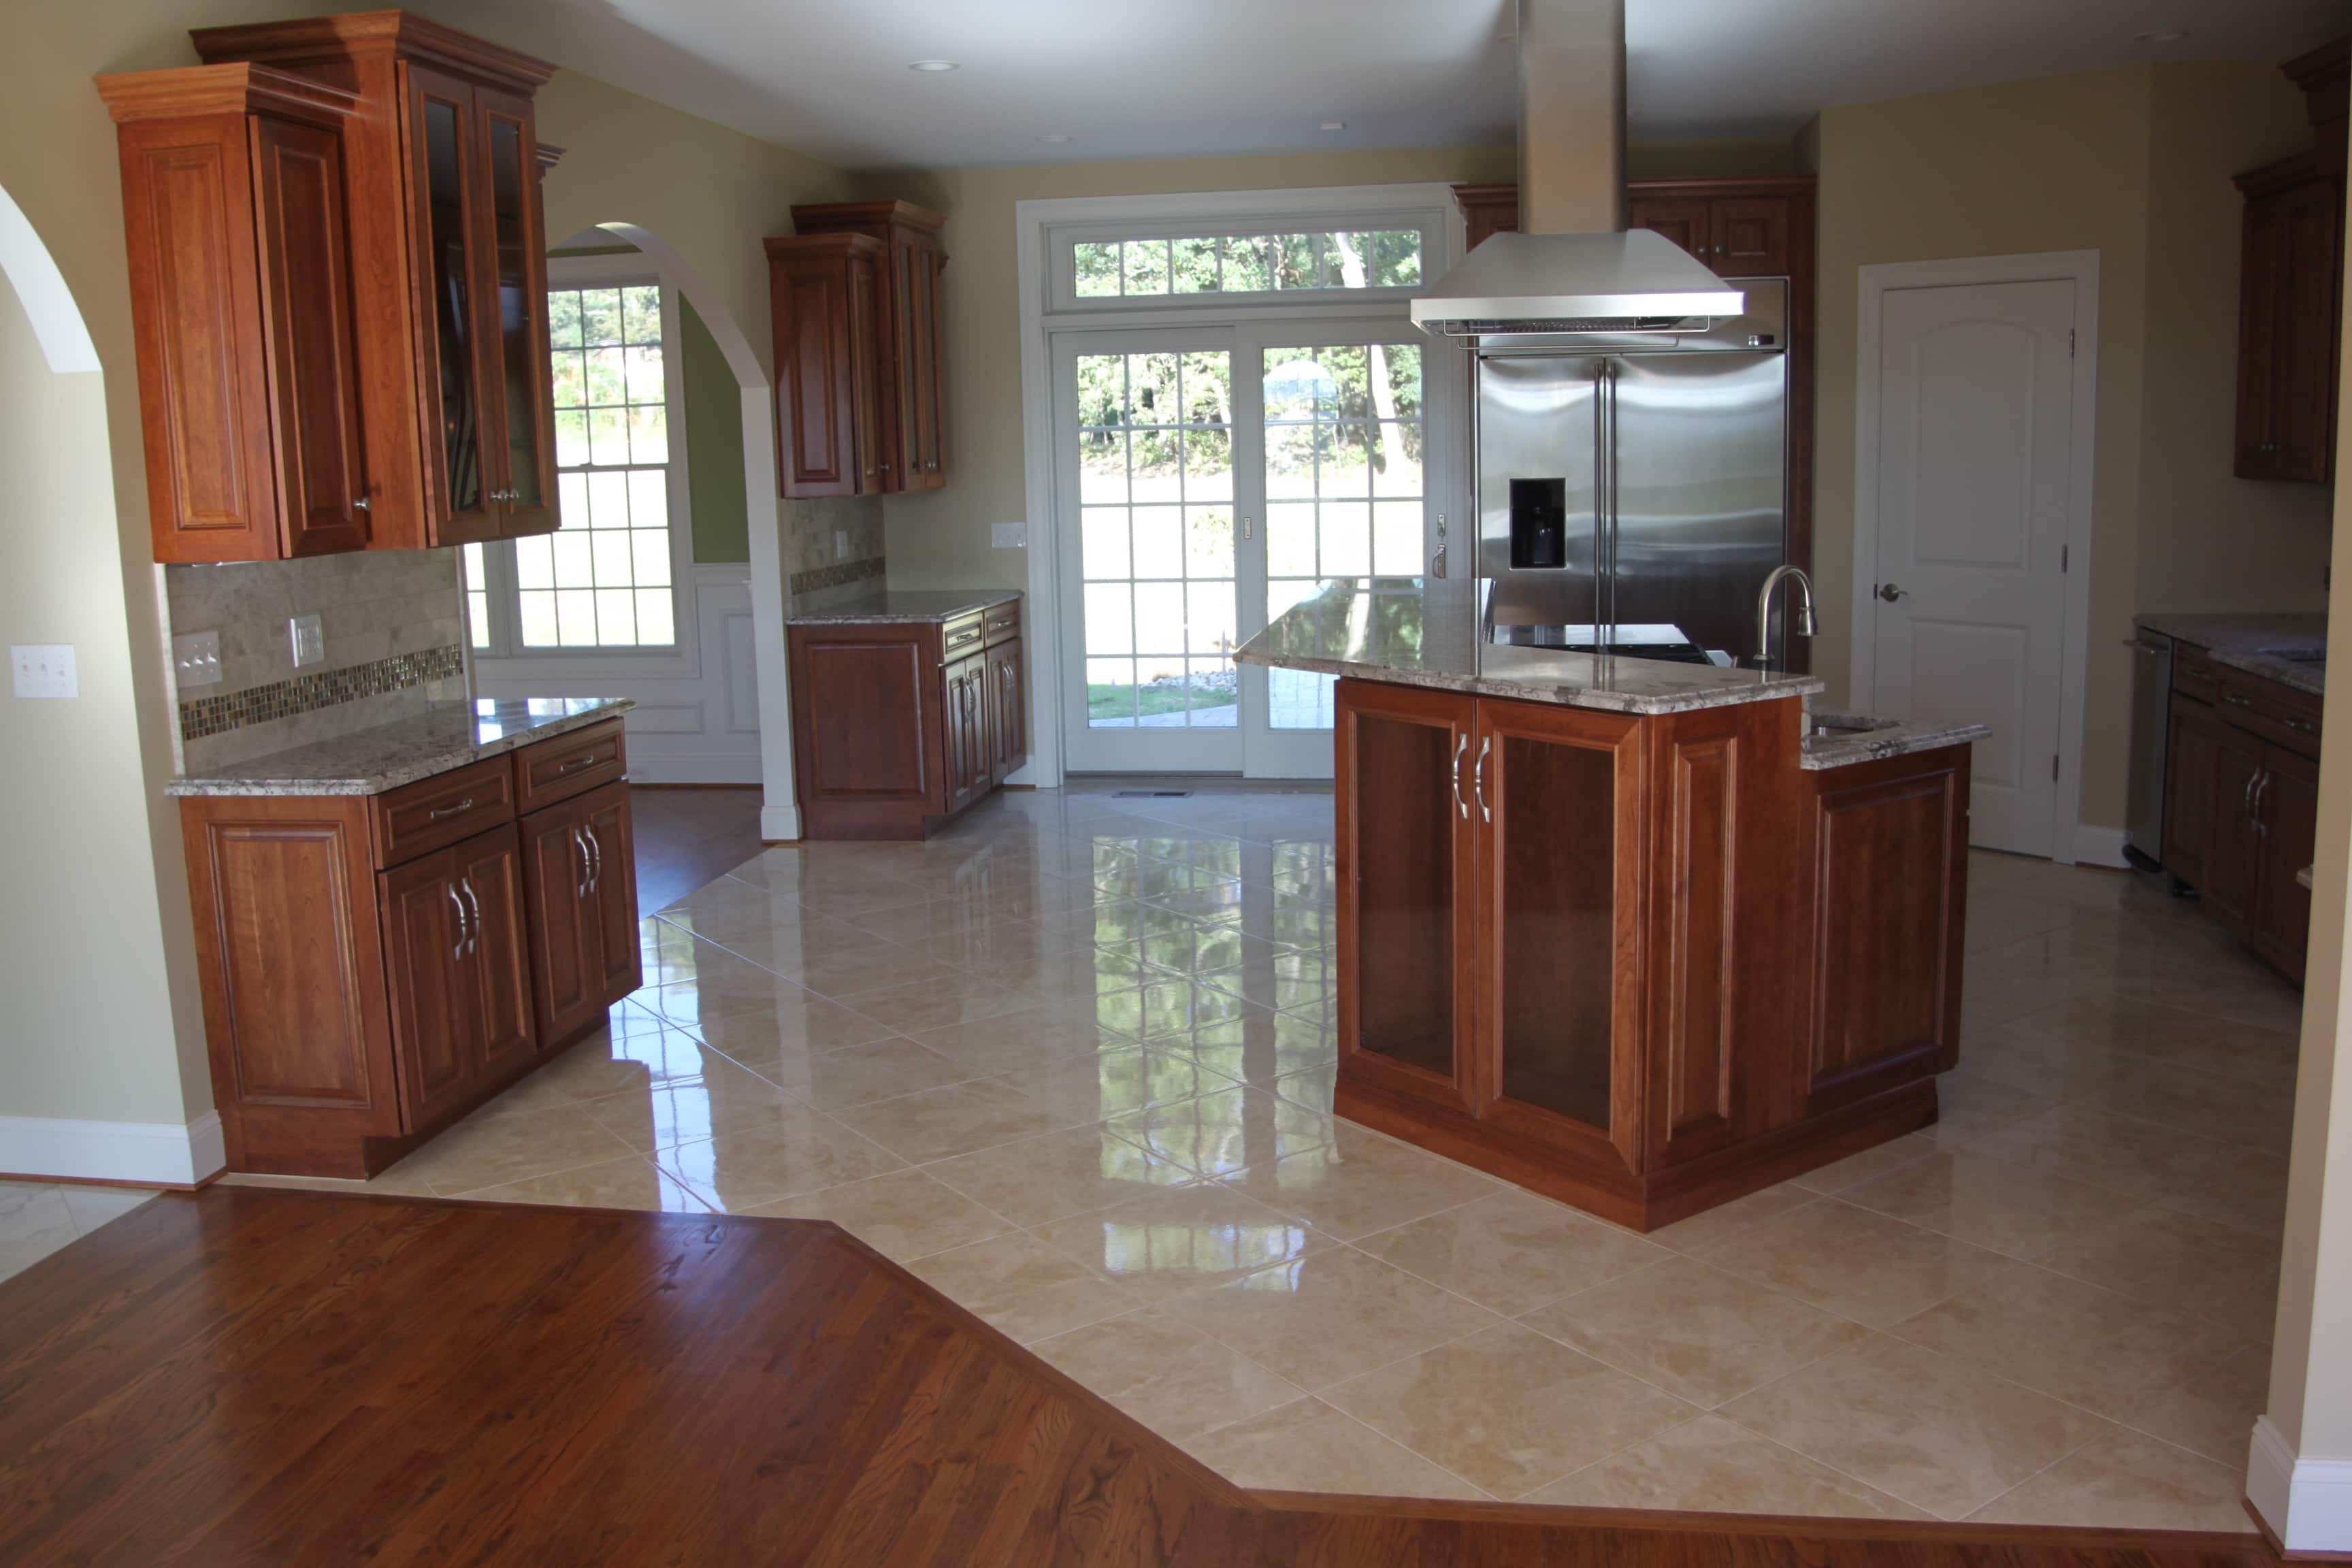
[1473,698,1644,1177]
[2204,724,2266,936]
[2163,695,2219,888]
[2234,189,2285,476]
[579,783,645,1009]
[474,85,559,536]
[1708,197,1791,276]
[909,243,947,487]
[249,114,370,557]
[453,823,538,1081]
[1627,195,1711,263]
[380,847,476,1128]
[519,796,598,1046]
[993,639,1026,778]
[2272,176,2344,484]
[787,626,938,806]
[848,245,885,491]
[1650,726,1742,1165]
[1802,762,1964,1112]
[2251,744,2318,982]
[403,65,500,543]
[1333,680,1480,1116]
[767,236,884,497]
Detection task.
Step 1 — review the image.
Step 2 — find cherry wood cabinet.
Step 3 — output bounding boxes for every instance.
[787,600,1023,839]
[170,11,561,552]
[1449,176,1818,619]
[2164,651,2321,984]
[2232,37,2347,485]
[1331,678,1965,1230]
[99,65,371,563]
[180,717,639,1177]
[767,200,948,498]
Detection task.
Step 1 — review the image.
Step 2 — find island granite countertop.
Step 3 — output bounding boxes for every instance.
[787,588,1019,626]
[165,698,634,797]
[2135,610,2325,697]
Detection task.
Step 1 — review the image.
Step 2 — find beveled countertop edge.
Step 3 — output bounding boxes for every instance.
[786,588,1022,626]
[2208,646,2325,698]
[1237,646,1825,715]
[165,699,635,798]
[1799,717,1991,770]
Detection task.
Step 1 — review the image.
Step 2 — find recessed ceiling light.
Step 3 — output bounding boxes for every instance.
[1320,120,1345,131]
[2135,29,2185,43]
[1038,133,1072,144]
[909,59,960,72]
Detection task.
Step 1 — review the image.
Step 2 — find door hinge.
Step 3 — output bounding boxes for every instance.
[2069,329,2076,358]
[2061,544,2069,573]
[2052,754,2060,783]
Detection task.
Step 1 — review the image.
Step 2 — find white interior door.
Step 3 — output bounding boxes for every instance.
[1867,277,2077,856]
[1057,331,1244,772]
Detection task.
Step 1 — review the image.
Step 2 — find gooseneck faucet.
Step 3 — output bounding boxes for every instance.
[1754,565,1817,670]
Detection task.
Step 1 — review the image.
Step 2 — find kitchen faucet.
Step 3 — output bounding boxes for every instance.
[1754,565,1816,671]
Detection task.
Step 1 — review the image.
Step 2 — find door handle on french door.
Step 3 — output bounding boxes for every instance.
[1878,582,1908,602]
[1451,734,1469,819]
[1431,513,1448,579]
[1241,516,1253,540]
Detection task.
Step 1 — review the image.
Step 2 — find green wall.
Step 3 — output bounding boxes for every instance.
[676,295,749,564]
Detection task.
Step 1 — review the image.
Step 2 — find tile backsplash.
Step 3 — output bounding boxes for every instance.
[784,495,887,615]
[166,549,469,773]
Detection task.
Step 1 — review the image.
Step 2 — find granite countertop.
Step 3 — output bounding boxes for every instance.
[787,589,1020,626]
[165,698,634,797]
[2136,611,2325,697]
[1232,578,1823,715]
[1799,710,1993,771]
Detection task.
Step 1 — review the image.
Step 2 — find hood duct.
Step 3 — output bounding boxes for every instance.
[1411,0,1744,338]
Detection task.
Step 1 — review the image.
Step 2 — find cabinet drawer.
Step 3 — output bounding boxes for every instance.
[2172,644,2217,704]
[513,719,629,814]
[2217,670,2323,759]
[941,611,987,662]
[983,598,1022,649]
[371,758,516,868]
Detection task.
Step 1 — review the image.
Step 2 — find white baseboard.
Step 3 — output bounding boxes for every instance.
[2249,1414,2352,1554]
[0,1111,225,1188]
[2070,824,2130,870]
[760,802,802,843]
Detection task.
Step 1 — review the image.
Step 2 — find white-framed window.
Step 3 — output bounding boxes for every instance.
[1047,208,1438,315]
[464,255,691,659]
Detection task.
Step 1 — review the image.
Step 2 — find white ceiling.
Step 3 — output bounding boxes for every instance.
[421,0,2345,170]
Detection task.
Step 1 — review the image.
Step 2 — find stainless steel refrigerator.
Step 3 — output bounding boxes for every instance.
[1474,279,1790,667]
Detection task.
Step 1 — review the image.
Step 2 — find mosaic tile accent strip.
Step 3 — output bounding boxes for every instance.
[179,644,466,742]
[790,556,887,598]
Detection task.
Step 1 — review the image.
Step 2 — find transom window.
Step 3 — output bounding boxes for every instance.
[1072,228,1423,300]
[464,278,683,653]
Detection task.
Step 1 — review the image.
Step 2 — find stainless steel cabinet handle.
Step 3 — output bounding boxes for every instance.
[427,796,475,822]
[1474,736,1492,823]
[2244,770,2262,821]
[2224,691,2253,709]
[459,877,482,956]
[585,826,604,894]
[1877,583,1908,602]
[572,826,591,899]
[557,752,601,774]
[1451,734,1469,819]
[446,885,467,963]
[2284,715,2317,733]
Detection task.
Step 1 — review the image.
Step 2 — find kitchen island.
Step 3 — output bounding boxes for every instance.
[1236,580,1987,1230]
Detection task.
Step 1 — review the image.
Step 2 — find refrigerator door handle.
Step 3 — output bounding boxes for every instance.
[1592,361,1610,654]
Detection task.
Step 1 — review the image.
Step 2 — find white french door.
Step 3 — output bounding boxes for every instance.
[1056,321,1449,777]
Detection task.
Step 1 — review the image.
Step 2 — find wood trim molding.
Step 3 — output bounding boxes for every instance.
[96,63,359,125]
[189,12,555,89]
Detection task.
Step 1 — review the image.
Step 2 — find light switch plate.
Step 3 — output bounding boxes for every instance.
[834,529,851,561]
[174,630,223,688]
[12,644,77,700]
[289,614,325,669]
[991,521,1028,550]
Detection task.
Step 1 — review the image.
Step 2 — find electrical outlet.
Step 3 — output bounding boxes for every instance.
[174,630,223,688]
[991,521,1028,550]
[11,644,77,700]
[834,529,851,561]
[289,613,325,669]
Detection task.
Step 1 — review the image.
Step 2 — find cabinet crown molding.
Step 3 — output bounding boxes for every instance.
[190,9,555,91]
[97,62,359,125]
[791,199,947,235]
[764,231,885,259]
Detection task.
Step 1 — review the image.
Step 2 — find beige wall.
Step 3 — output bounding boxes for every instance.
[858,145,1515,591]
[1817,60,2328,840]
[0,3,846,1155]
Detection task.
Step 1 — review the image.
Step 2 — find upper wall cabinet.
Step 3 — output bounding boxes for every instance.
[767,200,947,498]
[2234,37,2347,486]
[103,11,564,563]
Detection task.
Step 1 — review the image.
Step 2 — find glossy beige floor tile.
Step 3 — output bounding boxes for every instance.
[2035,1203,2283,1343]
[990,1045,1232,1125]
[580,1056,804,1149]
[755,1036,981,1111]
[652,989,900,1060]
[739,1169,1009,1262]
[1353,1190,1670,1316]
[926,1124,1198,1228]
[905,1232,1142,1343]
[1642,1181,1816,1256]
[1833,1149,2149,1260]
[1525,1254,1871,1408]
[1719,1334,2112,1519]
[1528,1416,1929,1518]
[1111,1085,1341,1177]
[828,1078,1082,1164]
[909,998,1143,1075]
[0,1181,88,1285]
[845,975,1049,1035]
[1031,1307,1304,1443]
[1784,1133,1937,1196]
[1028,1180,1341,1303]
[652,1105,906,1211]
[1183,1398,1486,1501]
[1970,1428,2258,1533]
[1699,1198,2016,1328]
[1324,1322,1698,1498]
[1158,1244,1500,1391]
[453,1154,712,1212]
[381,1104,640,1197]
[1213,1127,1501,1242]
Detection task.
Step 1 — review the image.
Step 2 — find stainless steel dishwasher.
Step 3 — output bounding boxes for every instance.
[2125,629,2174,869]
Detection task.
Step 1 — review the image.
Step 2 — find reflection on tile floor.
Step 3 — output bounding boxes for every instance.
[225,783,2295,1532]
[0,1180,161,1285]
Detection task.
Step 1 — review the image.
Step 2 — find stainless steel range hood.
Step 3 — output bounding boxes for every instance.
[1410,229,1745,338]
[1412,0,1744,337]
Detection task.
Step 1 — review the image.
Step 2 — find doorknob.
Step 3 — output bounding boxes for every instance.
[1877,582,1908,602]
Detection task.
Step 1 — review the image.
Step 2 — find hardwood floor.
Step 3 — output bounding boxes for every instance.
[627,784,766,913]
[0,1187,2276,1567]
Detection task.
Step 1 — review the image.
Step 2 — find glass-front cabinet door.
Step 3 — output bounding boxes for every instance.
[1473,698,1644,1176]
[407,65,497,544]
[477,85,557,536]
[1334,679,1478,1114]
